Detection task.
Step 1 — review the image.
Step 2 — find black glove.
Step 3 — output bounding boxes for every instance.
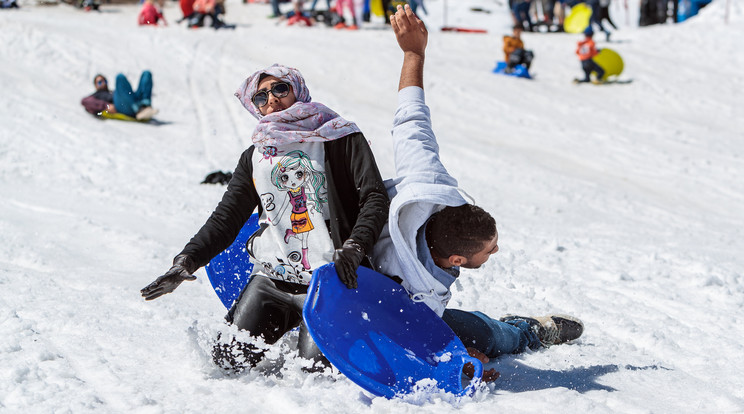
[140,254,198,301]
[333,239,365,289]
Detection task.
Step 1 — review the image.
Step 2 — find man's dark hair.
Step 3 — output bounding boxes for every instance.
[426,204,496,259]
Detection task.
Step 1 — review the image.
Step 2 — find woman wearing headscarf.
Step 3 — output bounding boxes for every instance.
[141,64,389,371]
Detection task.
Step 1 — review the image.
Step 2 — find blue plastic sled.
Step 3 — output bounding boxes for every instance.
[205,213,261,309]
[493,61,532,79]
[303,263,484,398]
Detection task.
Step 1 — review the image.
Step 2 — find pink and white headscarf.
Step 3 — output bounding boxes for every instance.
[235,64,360,151]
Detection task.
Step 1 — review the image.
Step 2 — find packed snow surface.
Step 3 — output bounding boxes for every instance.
[1,0,743,412]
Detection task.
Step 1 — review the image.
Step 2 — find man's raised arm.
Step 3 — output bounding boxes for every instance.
[391,4,428,91]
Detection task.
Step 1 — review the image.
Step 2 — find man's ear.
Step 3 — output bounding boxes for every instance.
[449,255,467,267]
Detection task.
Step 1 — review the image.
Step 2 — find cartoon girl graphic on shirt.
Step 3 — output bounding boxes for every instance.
[268,150,327,270]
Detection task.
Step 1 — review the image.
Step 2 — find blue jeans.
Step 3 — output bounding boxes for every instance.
[442,309,541,358]
[310,0,331,11]
[512,1,534,30]
[113,71,152,117]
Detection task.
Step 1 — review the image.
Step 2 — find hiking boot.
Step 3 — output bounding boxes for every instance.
[500,314,584,347]
[135,106,158,121]
[334,22,346,29]
[346,24,359,30]
[211,336,264,373]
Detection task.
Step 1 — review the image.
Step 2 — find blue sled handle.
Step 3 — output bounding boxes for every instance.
[459,355,484,397]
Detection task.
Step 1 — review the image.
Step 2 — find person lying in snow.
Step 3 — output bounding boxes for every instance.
[140,63,389,372]
[81,72,158,121]
[375,4,584,381]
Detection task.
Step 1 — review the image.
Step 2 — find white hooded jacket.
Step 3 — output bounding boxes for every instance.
[371,86,469,317]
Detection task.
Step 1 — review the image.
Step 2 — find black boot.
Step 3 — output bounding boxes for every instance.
[211,335,265,373]
[500,314,584,347]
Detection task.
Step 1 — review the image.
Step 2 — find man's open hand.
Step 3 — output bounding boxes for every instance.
[391,4,428,90]
[391,4,428,58]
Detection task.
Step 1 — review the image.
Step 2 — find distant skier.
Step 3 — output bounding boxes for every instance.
[81,72,159,120]
[574,27,605,83]
[502,25,534,73]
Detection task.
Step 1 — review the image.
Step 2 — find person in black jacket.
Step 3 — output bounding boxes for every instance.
[140,64,389,372]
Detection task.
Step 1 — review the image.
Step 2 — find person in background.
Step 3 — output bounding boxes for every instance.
[511,0,534,31]
[281,0,313,26]
[598,0,618,30]
[334,0,359,29]
[308,0,330,12]
[81,72,158,120]
[502,25,534,73]
[189,0,228,28]
[139,0,167,26]
[585,0,611,40]
[575,27,605,83]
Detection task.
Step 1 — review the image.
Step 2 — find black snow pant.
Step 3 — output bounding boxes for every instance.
[212,275,328,371]
[582,58,605,81]
[508,49,534,70]
[599,6,618,29]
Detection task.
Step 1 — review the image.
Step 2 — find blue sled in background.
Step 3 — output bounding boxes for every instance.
[304,263,483,398]
[493,61,532,79]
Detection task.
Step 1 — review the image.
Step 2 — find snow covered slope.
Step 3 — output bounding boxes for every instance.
[1,0,743,412]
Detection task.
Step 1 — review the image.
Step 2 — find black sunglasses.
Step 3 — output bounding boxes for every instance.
[252,81,291,108]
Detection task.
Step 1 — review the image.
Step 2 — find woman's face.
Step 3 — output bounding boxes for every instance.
[256,75,297,116]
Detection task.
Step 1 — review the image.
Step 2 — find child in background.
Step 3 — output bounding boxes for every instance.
[190,0,228,28]
[575,27,605,83]
[334,0,359,30]
[138,0,167,26]
[284,0,313,26]
[502,25,534,73]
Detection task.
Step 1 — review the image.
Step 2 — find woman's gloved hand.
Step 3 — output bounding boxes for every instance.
[141,254,197,300]
[333,239,365,289]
